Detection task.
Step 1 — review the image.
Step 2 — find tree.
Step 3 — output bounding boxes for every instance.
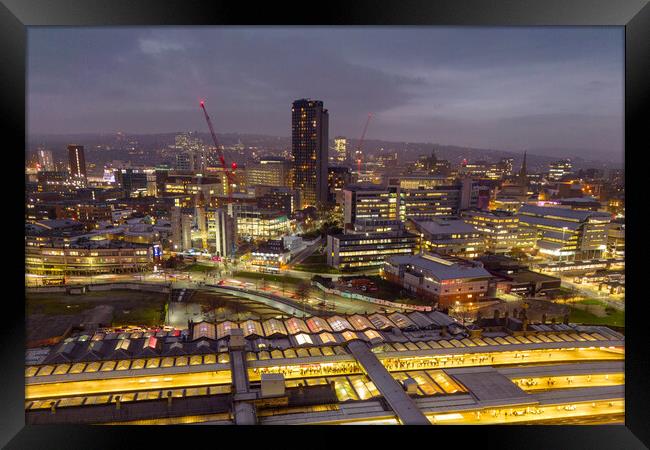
[295,281,312,316]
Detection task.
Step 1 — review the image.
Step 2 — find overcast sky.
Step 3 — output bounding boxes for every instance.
[28,27,624,160]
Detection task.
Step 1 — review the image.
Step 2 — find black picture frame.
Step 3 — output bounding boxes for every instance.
[3,0,648,448]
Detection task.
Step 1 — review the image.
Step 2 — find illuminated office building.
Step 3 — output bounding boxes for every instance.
[233,208,292,241]
[461,209,521,254]
[163,174,223,199]
[334,136,348,163]
[517,204,611,260]
[246,157,291,188]
[343,184,399,227]
[36,171,73,193]
[327,232,417,269]
[407,218,486,258]
[548,159,573,181]
[25,243,151,276]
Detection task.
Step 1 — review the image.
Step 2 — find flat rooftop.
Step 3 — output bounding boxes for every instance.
[386,253,492,281]
[411,218,479,236]
[445,367,531,406]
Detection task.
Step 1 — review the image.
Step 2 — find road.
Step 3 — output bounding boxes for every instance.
[288,237,323,266]
[49,270,391,316]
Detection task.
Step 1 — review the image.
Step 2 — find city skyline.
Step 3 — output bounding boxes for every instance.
[28,27,623,162]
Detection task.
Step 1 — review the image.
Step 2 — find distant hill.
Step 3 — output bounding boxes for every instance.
[28,132,622,171]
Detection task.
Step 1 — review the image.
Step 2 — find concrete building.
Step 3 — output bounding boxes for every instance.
[606,219,624,258]
[250,239,290,270]
[37,148,55,172]
[393,176,479,220]
[291,99,329,208]
[517,204,611,260]
[173,133,206,174]
[246,157,291,188]
[207,207,235,258]
[328,166,351,203]
[343,184,400,228]
[115,169,149,197]
[25,242,152,276]
[326,232,417,270]
[548,159,573,181]
[171,206,193,251]
[349,219,404,235]
[477,255,561,297]
[233,207,292,241]
[334,136,348,163]
[382,253,493,307]
[254,186,300,216]
[407,218,486,258]
[461,209,521,254]
[162,174,223,200]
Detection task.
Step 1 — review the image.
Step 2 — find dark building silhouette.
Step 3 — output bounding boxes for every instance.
[67,145,87,181]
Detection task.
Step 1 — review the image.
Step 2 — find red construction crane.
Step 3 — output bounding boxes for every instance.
[199,100,238,258]
[356,112,373,173]
[199,100,236,200]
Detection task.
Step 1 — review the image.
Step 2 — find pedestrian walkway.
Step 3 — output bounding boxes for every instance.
[347,340,430,425]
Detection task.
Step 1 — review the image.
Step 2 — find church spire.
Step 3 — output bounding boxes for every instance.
[518,151,527,181]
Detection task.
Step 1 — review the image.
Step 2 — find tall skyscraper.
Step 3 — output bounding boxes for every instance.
[37,148,55,171]
[291,99,329,208]
[67,145,87,182]
[334,136,347,164]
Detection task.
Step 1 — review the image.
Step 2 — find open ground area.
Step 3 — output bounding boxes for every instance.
[568,299,624,327]
[190,290,287,321]
[26,290,168,328]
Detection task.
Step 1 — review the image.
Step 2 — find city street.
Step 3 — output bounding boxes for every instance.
[42,269,393,316]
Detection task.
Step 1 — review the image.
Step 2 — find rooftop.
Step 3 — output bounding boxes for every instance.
[386,253,492,281]
[410,218,479,236]
[518,204,610,222]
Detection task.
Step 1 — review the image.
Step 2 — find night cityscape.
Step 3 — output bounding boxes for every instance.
[24,27,624,425]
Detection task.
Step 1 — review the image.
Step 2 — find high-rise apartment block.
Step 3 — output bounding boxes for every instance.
[37,148,55,172]
[67,145,87,183]
[291,99,329,208]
